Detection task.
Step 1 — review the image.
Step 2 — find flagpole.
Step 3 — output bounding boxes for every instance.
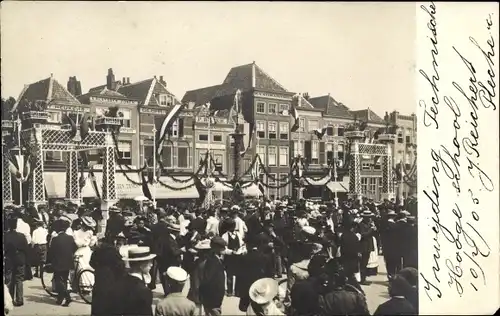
[152,126,157,208]
[17,115,22,205]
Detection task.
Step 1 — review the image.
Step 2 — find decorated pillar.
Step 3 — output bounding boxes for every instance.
[378,134,396,201]
[23,112,49,207]
[1,120,14,206]
[96,117,120,234]
[230,129,245,202]
[345,131,364,203]
[65,151,81,205]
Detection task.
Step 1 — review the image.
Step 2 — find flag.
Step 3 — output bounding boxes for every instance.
[155,103,185,156]
[9,154,30,181]
[141,165,153,201]
[80,113,90,140]
[313,127,328,140]
[239,122,255,157]
[88,167,101,199]
[290,94,301,132]
[63,114,78,139]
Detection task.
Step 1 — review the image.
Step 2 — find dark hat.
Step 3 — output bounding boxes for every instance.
[210,236,227,249]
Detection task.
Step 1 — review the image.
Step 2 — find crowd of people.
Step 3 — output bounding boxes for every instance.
[4,196,418,316]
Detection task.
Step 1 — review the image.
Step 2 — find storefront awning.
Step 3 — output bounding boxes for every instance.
[154,176,200,199]
[44,172,67,198]
[242,183,262,197]
[326,179,349,193]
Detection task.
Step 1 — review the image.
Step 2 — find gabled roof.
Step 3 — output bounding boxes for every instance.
[78,87,130,104]
[117,78,180,106]
[19,76,81,106]
[182,62,290,108]
[350,108,385,123]
[308,95,354,119]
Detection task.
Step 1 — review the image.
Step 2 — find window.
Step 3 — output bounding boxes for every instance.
[256,102,265,113]
[308,120,319,132]
[268,103,277,114]
[398,132,403,143]
[256,121,266,138]
[120,109,131,128]
[337,127,344,137]
[171,119,179,137]
[172,145,178,167]
[279,122,289,140]
[294,141,304,157]
[117,141,132,164]
[267,174,277,200]
[362,162,371,170]
[177,147,189,168]
[374,160,381,170]
[406,135,411,144]
[326,126,334,136]
[268,146,277,166]
[279,104,289,115]
[311,141,319,164]
[279,173,288,197]
[279,146,289,166]
[198,134,208,141]
[268,173,277,185]
[159,94,169,106]
[369,178,377,196]
[268,122,277,139]
[213,153,224,170]
[299,118,305,132]
[361,178,368,195]
[257,145,266,165]
[47,111,61,123]
[44,151,63,161]
[213,135,222,142]
[326,143,334,164]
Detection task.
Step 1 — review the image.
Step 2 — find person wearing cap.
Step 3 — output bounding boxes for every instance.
[116,246,156,316]
[187,239,211,315]
[47,219,77,306]
[155,266,196,316]
[247,278,283,315]
[30,218,48,278]
[397,267,418,313]
[73,216,98,290]
[5,217,30,307]
[199,236,227,316]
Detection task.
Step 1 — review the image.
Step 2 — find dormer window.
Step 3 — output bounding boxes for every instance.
[159,94,168,106]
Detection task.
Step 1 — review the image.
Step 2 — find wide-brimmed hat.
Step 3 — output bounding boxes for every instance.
[387,210,397,217]
[249,278,279,304]
[167,222,181,232]
[116,232,127,239]
[302,226,316,236]
[123,246,156,261]
[60,214,73,223]
[81,216,97,228]
[361,210,374,217]
[194,239,211,250]
[210,236,227,249]
[400,210,411,217]
[166,266,188,283]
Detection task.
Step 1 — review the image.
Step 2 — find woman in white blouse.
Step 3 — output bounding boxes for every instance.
[73,216,98,289]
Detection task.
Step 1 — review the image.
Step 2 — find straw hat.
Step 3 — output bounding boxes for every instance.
[81,216,97,228]
[166,266,188,283]
[302,226,316,236]
[249,278,278,304]
[194,239,211,250]
[387,210,397,217]
[361,210,374,217]
[123,246,156,261]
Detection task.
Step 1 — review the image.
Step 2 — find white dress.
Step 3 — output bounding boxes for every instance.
[73,229,97,288]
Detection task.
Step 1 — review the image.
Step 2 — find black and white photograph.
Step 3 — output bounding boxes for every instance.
[1,2,498,316]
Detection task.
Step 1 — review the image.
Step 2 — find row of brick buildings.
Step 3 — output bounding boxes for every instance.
[10,62,416,201]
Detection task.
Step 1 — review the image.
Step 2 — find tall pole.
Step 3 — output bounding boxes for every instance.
[333,159,338,208]
[17,116,22,205]
[152,126,157,207]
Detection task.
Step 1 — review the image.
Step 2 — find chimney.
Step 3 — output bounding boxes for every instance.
[67,76,82,97]
[303,92,310,100]
[367,107,371,121]
[159,75,166,86]
[75,78,82,96]
[127,77,130,84]
[122,77,126,85]
[107,68,116,90]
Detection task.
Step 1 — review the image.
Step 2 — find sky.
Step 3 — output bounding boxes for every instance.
[1,2,416,116]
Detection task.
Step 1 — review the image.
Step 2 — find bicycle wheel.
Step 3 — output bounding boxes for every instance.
[40,264,58,297]
[76,268,95,304]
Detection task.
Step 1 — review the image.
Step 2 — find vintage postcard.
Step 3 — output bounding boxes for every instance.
[1,2,498,316]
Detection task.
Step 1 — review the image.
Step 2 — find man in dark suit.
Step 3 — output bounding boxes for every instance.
[48,220,77,306]
[156,222,182,296]
[199,236,227,316]
[105,206,125,243]
[5,217,29,306]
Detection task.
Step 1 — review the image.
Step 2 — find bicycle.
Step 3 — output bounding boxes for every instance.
[40,254,95,304]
